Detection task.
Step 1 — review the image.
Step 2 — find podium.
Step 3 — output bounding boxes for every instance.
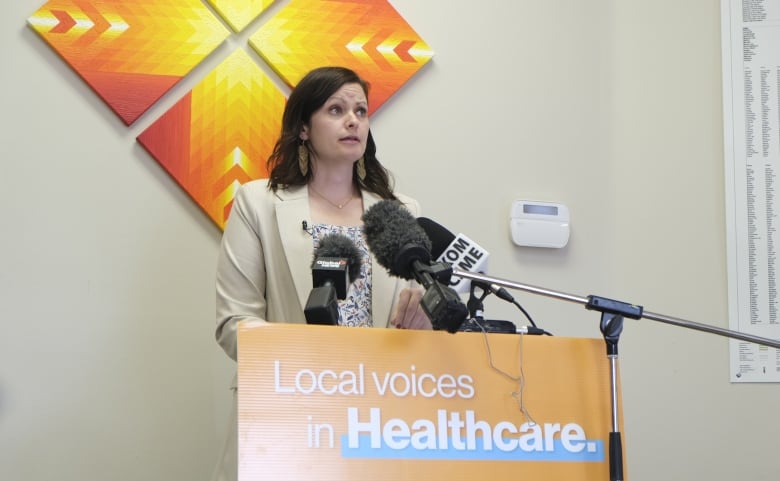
[237,323,625,480]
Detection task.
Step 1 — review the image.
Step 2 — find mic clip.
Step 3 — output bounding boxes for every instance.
[468,280,491,319]
[302,220,313,236]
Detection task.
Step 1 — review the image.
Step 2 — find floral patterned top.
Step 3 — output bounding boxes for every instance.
[311,223,373,327]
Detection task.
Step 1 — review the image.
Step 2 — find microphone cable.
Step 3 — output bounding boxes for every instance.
[469,316,538,427]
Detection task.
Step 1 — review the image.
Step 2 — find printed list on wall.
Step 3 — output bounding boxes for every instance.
[722,0,780,382]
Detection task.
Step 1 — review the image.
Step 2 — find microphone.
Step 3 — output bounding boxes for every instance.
[417,217,489,294]
[417,217,515,304]
[304,233,362,326]
[361,200,469,333]
[416,216,546,334]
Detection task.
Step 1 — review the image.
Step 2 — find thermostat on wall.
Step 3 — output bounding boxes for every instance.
[510,200,570,248]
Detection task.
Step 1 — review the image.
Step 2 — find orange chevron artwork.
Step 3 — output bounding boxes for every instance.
[27,0,229,126]
[28,0,433,230]
[251,0,434,114]
[137,49,286,229]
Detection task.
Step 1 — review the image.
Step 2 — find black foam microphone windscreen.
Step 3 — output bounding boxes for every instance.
[361,200,432,280]
[312,233,363,285]
[417,217,455,259]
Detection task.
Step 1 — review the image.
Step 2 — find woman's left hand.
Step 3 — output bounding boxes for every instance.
[390,287,432,330]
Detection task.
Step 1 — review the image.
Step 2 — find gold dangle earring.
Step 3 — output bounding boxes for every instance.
[298,141,309,176]
[356,156,366,181]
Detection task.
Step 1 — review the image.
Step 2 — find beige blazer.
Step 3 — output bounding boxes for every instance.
[215,179,420,363]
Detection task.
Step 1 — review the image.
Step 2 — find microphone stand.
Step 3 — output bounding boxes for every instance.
[451,268,780,481]
[451,269,780,348]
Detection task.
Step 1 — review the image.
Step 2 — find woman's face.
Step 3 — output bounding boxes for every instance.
[300,82,368,167]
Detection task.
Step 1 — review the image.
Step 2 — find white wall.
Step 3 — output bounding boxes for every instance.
[1,1,777,480]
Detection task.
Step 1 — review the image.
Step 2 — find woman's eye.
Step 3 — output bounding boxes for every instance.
[329,106,342,114]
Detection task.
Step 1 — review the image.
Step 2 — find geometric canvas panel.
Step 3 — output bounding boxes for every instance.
[249,0,434,114]
[206,0,277,32]
[137,49,286,229]
[27,0,230,125]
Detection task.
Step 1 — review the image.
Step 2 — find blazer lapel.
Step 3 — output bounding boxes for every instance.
[274,185,313,311]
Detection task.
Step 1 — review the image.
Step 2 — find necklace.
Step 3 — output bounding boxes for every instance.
[309,185,356,209]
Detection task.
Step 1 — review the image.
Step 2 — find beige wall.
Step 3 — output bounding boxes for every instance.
[1,1,777,480]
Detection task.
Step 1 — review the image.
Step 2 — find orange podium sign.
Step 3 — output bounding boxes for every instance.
[237,323,624,480]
